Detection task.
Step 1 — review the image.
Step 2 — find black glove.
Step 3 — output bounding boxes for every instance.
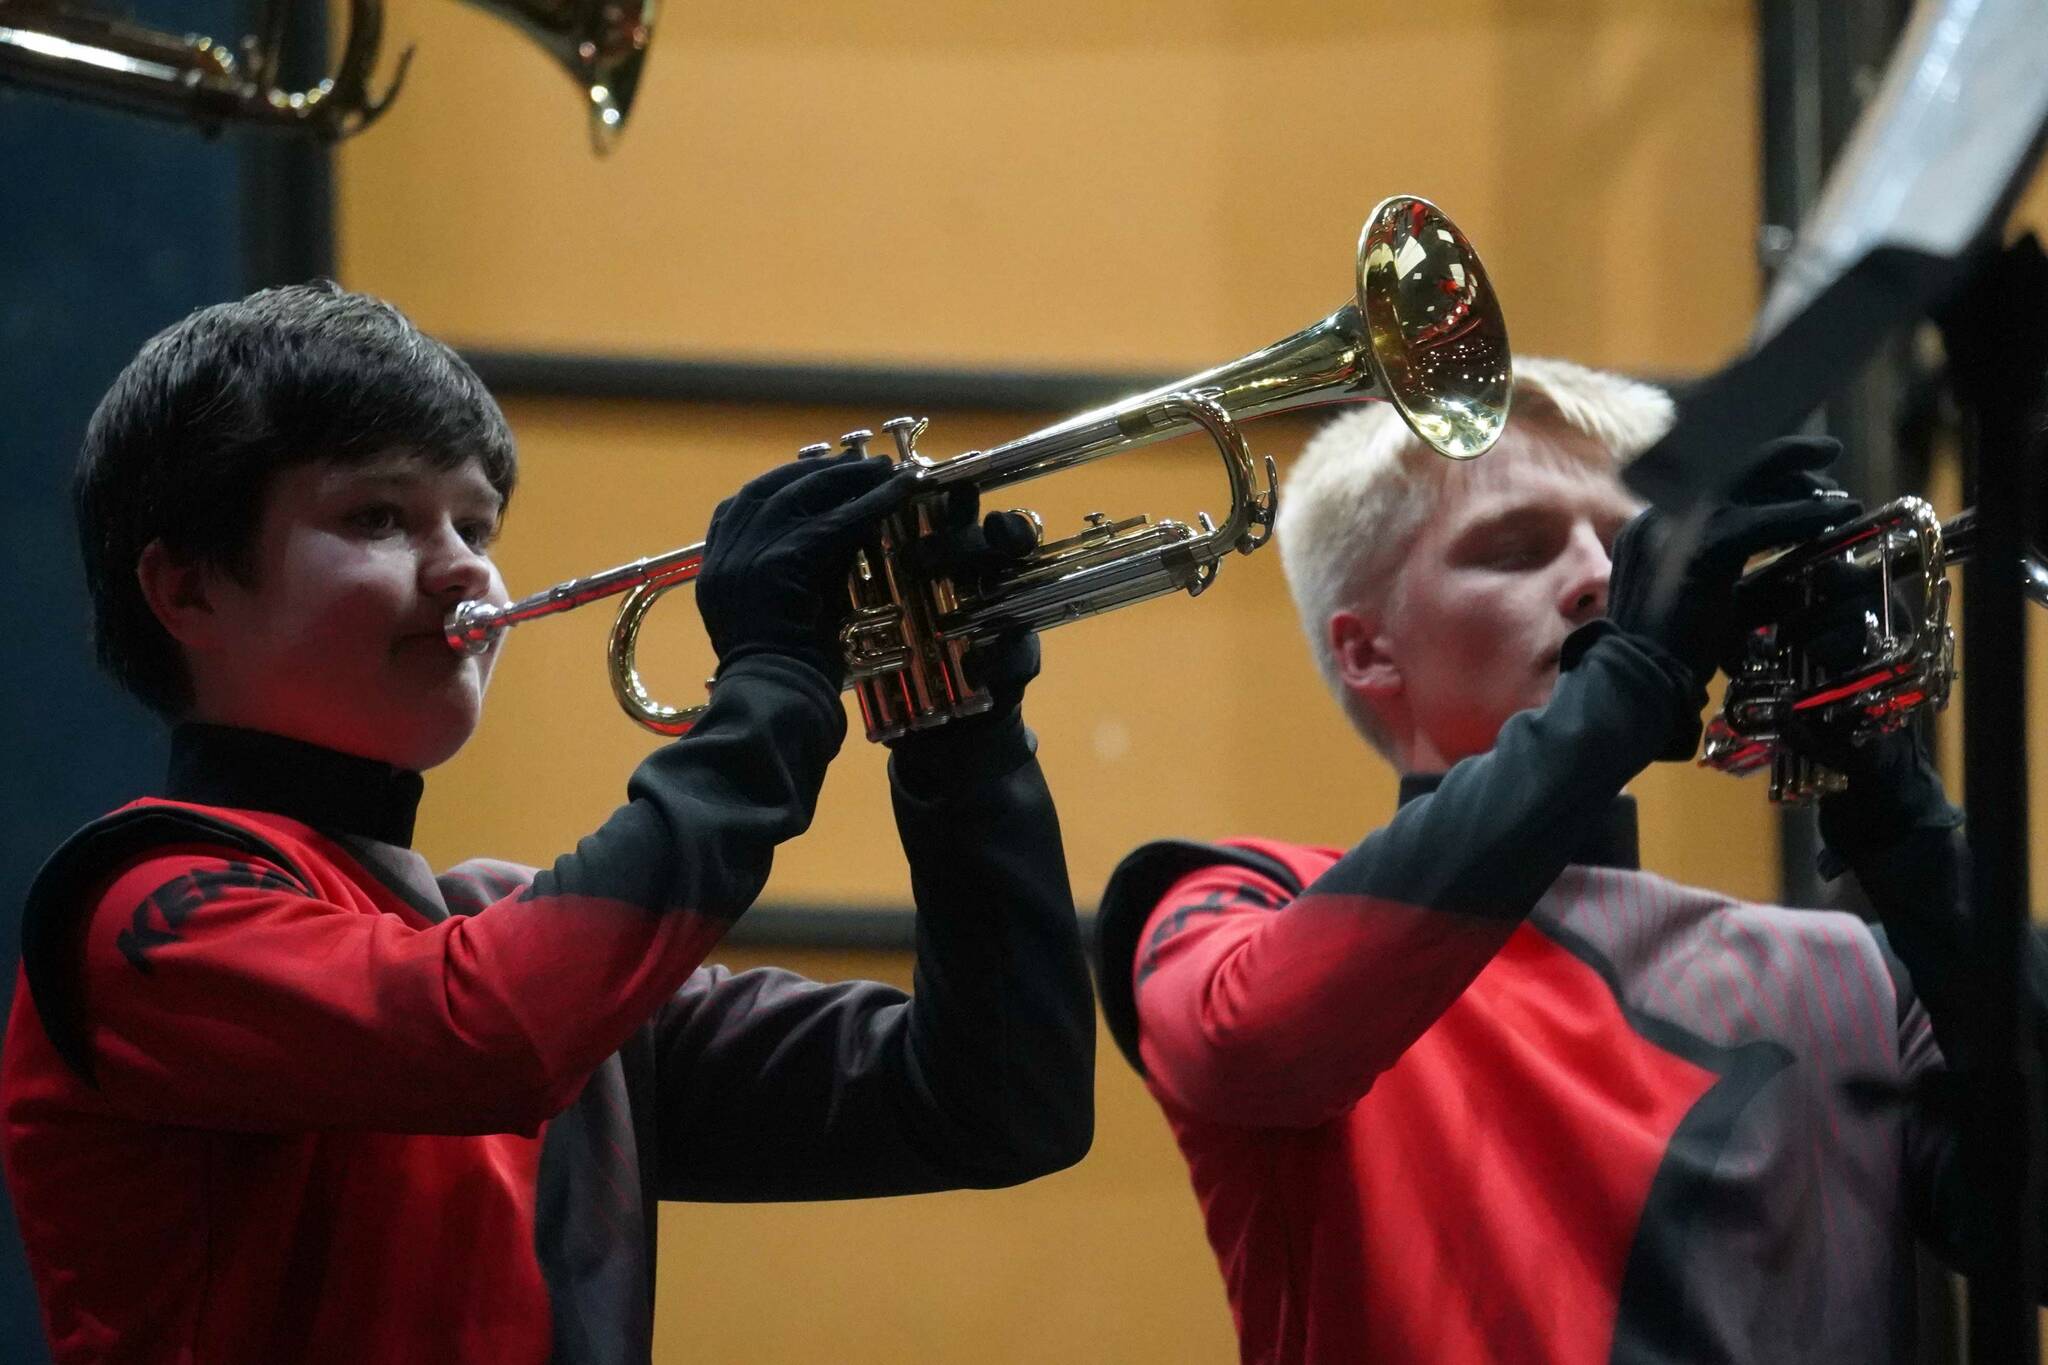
[932,486,1041,713]
[910,484,1040,593]
[1589,436,1860,758]
[1756,552,1896,682]
[1799,716,1959,870]
[1769,601,1958,862]
[888,485,1044,760]
[695,452,912,685]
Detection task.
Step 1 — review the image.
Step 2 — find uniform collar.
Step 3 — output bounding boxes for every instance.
[165,723,423,849]
[1396,772,1640,870]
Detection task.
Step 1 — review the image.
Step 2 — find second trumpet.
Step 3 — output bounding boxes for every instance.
[1703,498,2048,802]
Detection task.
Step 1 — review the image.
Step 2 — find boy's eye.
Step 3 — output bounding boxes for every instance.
[1486,537,1544,570]
[346,504,404,536]
[457,520,498,552]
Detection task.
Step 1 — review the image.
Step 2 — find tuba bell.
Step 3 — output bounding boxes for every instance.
[0,0,655,151]
[446,196,1514,741]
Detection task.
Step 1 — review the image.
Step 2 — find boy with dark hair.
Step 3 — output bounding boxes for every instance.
[3,282,1094,1364]
[75,281,521,724]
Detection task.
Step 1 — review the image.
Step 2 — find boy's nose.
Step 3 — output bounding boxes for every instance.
[421,529,495,603]
[1559,525,1611,625]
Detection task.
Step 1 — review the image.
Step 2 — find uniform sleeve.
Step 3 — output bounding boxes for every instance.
[73,654,846,1136]
[647,717,1094,1200]
[1135,630,1687,1128]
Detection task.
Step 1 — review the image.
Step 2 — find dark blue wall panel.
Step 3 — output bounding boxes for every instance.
[1,4,298,1352]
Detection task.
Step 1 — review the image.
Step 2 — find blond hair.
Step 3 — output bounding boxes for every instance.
[1275,357,1676,753]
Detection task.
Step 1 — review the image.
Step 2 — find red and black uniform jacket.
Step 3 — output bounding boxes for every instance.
[1095,626,2048,1364]
[2,654,1093,1364]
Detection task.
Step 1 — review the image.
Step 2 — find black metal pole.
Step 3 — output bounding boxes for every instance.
[236,0,334,290]
[1755,0,1917,913]
[1946,236,2048,1363]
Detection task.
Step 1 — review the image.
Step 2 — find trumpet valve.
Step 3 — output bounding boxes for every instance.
[797,442,835,460]
[881,416,929,461]
[839,429,875,459]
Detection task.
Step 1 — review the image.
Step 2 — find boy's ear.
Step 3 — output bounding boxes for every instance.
[1330,609,1402,702]
[136,540,228,648]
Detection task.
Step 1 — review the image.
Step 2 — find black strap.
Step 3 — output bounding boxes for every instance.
[19,806,310,1085]
[1092,840,1304,1078]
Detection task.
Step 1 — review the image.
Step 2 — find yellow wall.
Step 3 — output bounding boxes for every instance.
[338,0,1760,377]
[336,2,1778,1360]
[649,950,1237,1363]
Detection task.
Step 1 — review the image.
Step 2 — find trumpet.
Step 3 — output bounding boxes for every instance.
[0,0,655,152]
[446,196,1513,742]
[1702,497,2048,802]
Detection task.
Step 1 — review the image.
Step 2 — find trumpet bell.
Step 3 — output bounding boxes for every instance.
[965,196,1511,484]
[461,0,657,152]
[1358,197,1512,460]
